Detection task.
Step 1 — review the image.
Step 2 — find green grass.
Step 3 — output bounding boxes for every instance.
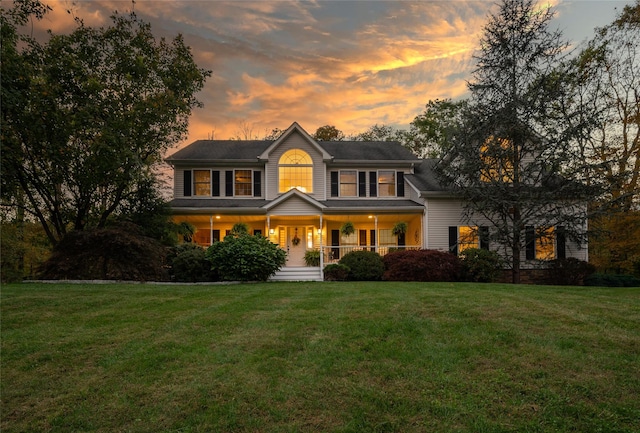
[2,281,639,432]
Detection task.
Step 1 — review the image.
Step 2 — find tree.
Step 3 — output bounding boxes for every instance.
[573,2,640,275]
[437,0,596,283]
[351,124,402,142]
[576,1,639,211]
[404,99,468,158]
[313,125,344,141]
[1,0,210,245]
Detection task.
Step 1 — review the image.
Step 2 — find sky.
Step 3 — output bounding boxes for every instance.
[24,0,632,152]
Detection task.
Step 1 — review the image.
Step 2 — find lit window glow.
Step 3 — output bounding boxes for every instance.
[279,149,313,193]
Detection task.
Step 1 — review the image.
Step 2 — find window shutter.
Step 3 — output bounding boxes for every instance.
[358,171,366,197]
[479,226,489,250]
[330,171,339,197]
[225,171,233,196]
[556,226,566,259]
[253,171,261,197]
[525,226,535,260]
[212,171,220,197]
[369,171,377,197]
[397,171,404,197]
[448,226,458,256]
[183,170,192,197]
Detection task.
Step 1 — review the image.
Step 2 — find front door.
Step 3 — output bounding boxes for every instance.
[287,226,307,267]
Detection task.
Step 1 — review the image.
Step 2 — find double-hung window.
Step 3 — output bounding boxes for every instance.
[340,171,357,197]
[234,170,252,196]
[194,170,211,196]
[526,226,564,260]
[378,171,396,197]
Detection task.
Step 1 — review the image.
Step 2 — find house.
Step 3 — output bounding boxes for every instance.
[166,122,587,280]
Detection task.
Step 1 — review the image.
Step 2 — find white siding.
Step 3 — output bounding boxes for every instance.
[268,196,321,215]
[425,198,466,251]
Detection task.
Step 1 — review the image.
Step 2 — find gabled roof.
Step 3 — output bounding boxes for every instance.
[258,122,332,161]
[166,122,419,164]
[262,188,326,211]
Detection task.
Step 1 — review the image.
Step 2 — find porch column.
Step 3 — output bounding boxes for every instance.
[209,215,213,246]
[319,215,324,277]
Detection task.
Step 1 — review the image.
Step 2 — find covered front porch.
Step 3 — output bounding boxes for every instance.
[174,211,423,279]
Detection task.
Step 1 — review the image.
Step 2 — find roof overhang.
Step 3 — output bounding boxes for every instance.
[262,188,327,211]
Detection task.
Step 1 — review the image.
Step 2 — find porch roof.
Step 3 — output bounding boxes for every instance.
[169,198,423,213]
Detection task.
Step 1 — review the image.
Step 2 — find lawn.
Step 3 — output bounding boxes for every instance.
[1,281,639,433]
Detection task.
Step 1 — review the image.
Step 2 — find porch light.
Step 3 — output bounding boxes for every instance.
[317,229,322,235]
[269,228,275,235]
[215,215,220,219]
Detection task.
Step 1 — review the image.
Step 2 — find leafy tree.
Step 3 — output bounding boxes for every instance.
[313,125,345,141]
[1,0,210,246]
[206,233,286,281]
[573,2,640,275]
[350,124,402,142]
[576,1,640,211]
[436,0,597,283]
[404,99,468,158]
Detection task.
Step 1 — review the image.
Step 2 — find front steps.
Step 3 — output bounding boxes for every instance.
[270,267,323,281]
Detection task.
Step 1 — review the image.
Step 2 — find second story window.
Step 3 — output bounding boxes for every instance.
[378,171,396,197]
[194,170,211,196]
[480,136,515,183]
[279,149,313,193]
[340,171,357,197]
[235,170,252,196]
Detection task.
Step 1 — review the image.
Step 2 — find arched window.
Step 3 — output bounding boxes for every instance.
[278,149,313,193]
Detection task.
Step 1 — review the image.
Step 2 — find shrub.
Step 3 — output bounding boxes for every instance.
[338,250,385,281]
[383,249,461,282]
[304,249,321,267]
[169,243,218,282]
[206,234,286,281]
[460,248,503,283]
[323,263,350,281]
[546,258,595,286]
[38,223,169,281]
[584,273,640,287]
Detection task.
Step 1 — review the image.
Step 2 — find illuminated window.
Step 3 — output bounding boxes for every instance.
[278,149,313,193]
[536,227,555,260]
[235,170,252,196]
[480,136,514,182]
[459,226,479,253]
[378,171,396,197]
[194,170,210,196]
[340,171,357,196]
[526,226,556,260]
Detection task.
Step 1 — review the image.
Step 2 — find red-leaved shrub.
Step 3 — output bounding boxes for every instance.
[383,249,462,282]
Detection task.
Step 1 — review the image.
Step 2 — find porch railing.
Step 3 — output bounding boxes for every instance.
[320,245,421,265]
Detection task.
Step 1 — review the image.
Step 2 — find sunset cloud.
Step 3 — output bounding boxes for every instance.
[18,0,628,149]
